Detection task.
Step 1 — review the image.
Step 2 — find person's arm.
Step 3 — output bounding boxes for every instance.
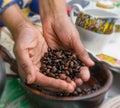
[39,0,67,21]
[0,0,16,14]
[0,4,32,39]
[0,4,40,83]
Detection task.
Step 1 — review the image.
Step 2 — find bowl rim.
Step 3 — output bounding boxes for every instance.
[21,63,113,101]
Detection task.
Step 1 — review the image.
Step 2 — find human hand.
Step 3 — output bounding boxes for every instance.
[39,0,94,86]
[42,15,94,85]
[13,23,75,93]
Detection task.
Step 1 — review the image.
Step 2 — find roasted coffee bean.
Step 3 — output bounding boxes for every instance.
[48,48,51,52]
[66,71,70,76]
[72,91,78,96]
[70,61,74,68]
[47,65,52,69]
[57,93,64,97]
[66,77,72,83]
[72,69,77,73]
[64,66,68,70]
[58,70,62,74]
[76,87,82,93]
[52,66,57,73]
[83,88,90,93]
[48,73,56,78]
[76,66,80,70]
[65,62,69,67]
[46,69,50,74]
[56,52,62,58]
[68,68,73,74]
[73,60,78,65]
[71,53,77,59]
[92,84,101,90]
[61,65,64,70]
[54,59,60,63]
[65,51,71,56]
[75,72,82,78]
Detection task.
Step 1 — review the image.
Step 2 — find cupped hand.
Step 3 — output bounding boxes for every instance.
[42,14,94,85]
[13,23,75,93]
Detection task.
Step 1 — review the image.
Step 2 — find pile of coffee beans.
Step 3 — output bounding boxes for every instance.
[28,48,103,97]
[40,48,84,82]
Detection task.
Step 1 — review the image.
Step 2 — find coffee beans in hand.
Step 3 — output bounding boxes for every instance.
[27,48,103,97]
[40,48,83,82]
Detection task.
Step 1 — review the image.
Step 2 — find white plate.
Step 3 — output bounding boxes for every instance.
[87,49,120,73]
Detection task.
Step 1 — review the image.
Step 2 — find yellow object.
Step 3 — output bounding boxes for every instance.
[97,54,117,65]
[22,8,31,16]
[2,0,12,7]
[96,0,114,9]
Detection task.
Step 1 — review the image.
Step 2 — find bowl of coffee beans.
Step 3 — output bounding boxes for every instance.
[21,48,113,108]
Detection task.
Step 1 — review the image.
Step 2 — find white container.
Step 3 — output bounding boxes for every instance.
[77,26,113,54]
[70,3,119,54]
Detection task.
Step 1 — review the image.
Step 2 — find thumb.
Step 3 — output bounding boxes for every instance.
[16,49,36,84]
[72,32,94,66]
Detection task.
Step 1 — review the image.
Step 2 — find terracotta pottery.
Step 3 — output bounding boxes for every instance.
[21,62,113,108]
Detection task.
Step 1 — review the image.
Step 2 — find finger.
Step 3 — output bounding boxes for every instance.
[18,65,27,79]
[70,80,76,88]
[15,49,36,84]
[30,42,47,65]
[72,31,94,66]
[29,47,41,65]
[74,78,83,86]
[43,80,76,92]
[35,72,75,93]
[30,51,41,66]
[80,66,90,81]
[42,86,65,92]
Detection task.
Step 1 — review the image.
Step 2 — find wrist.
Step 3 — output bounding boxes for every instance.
[0,4,32,40]
[12,22,34,41]
[39,0,67,21]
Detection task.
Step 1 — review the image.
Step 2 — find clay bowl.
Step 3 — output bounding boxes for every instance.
[21,61,113,108]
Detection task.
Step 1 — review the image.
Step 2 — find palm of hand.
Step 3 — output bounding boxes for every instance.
[14,25,48,83]
[42,15,78,49]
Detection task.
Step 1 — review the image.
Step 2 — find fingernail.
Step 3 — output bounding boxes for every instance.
[67,85,75,93]
[88,58,95,66]
[27,74,33,84]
